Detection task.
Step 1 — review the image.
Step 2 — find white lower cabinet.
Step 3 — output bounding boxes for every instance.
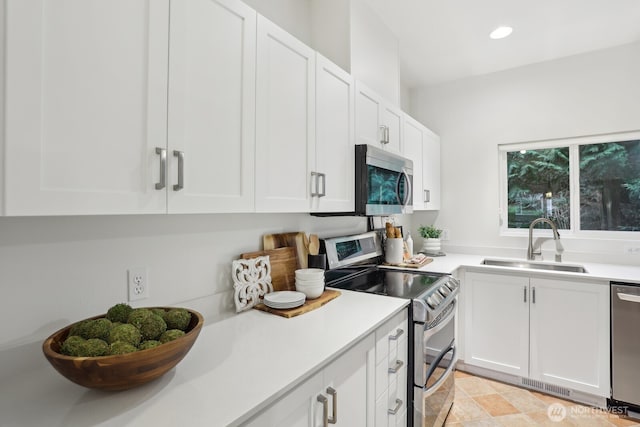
[374,310,409,427]
[244,332,374,427]
[244,308,409,426]
[464,271,610,397]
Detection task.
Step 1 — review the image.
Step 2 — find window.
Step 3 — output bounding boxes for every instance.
[500,131,640,234]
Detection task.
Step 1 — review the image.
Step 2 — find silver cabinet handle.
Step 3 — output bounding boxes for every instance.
[326,387,337,424]
[173,150,184,191]
[310,172,319,197]
[424,189,430,203]
[317,394,328,427]
[388,359,404,374]
[318,173,326,197]
[380,125,389,144]
[524,286,527,303]
[155,147,167,190]
[389,328,404,341]
[388,398,403,415]
[532,287,536,304]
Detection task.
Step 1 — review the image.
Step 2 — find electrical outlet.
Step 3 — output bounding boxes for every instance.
[128,268,149,301]
[441,229,450,241]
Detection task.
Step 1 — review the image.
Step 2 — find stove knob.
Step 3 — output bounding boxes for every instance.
[431,292,443,305]
[425,296,436,310]
[439,285,451,297]
[446,279,459,291]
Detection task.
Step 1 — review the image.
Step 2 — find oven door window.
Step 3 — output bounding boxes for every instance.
[367,165,410,205]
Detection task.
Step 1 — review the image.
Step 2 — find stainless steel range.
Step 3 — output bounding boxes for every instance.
[323,231,459,427]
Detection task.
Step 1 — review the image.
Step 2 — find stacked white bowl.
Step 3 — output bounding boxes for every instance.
[294,268,325,299]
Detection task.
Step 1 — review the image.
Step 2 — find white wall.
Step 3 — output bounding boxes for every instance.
[350,0,400,105]
[310,0,351,72]
[410,42,640,263]
[243,0,312,45]
[0,214,365,355]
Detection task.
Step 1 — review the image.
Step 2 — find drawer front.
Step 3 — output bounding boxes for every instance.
[375,309,408,364]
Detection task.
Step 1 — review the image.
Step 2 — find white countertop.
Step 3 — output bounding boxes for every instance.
[3,254,637,427]
[0,290,408,427]
[403,253,640,284]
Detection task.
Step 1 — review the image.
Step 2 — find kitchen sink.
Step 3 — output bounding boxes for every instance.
[481,259,587,273]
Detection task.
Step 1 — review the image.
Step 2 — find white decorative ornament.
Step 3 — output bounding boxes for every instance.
[232,256,273,313]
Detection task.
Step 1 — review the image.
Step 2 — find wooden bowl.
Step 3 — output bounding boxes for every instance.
[42,308,204,391]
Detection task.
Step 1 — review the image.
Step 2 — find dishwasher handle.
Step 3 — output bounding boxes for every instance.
[617,292,640,303]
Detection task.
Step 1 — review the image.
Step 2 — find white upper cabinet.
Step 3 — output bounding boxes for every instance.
[2,0,257,216]
[255,15,316,212]
[403,114,441,211]
[168,0,256,213]
[422,126,441,210]
[313,53,355,213]
[403,115,424,211]
[355,81,402,154]
[2,0,170,215]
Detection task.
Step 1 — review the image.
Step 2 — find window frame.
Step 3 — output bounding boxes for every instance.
[499,130,640,239]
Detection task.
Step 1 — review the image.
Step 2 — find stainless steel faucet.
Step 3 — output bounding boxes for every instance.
[527,217,564,261]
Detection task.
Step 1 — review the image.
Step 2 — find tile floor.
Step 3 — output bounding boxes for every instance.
[444,370,640,426]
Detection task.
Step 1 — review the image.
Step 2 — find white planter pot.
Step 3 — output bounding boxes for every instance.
[421,238,441,253]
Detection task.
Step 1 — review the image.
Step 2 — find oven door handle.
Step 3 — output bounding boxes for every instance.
[421,343,457,398]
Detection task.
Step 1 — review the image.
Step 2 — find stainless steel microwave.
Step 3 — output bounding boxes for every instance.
[355,144,413,216]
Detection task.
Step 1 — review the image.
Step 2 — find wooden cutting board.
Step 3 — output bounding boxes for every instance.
[254,290,341,318]
[383,257,433,269]
[240,247,297,292]
[263,232,309,269]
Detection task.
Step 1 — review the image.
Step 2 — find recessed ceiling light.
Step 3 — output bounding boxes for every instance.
[490,26,513,40]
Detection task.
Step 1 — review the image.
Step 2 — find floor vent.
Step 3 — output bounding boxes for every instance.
[545,383,571,397]
[521,378,545,390]
[520,378,571,397]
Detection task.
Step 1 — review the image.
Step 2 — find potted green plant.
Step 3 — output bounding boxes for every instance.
[418,225,443,253]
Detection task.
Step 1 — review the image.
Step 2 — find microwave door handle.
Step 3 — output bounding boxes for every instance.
[396,171,412,206]
[403,170,412,206]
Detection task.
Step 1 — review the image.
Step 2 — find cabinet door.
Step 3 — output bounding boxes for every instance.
[422,128,441,210]
[464,272,529,377]
[381,104,403,154]
[244,371,323,427]
[529,278,610,397]
[167,0,255,213]
[403,115,425,210]
[3,0,169,215]
[255,16,315,212]
[318,333,375,427]
[313,53,354,212]
[355,81,383,147]
[354,81,402,154]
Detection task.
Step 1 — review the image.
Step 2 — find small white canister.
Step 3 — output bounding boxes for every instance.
[385,238,404,264]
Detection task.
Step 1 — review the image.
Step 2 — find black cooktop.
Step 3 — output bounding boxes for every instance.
[326,267,448,300]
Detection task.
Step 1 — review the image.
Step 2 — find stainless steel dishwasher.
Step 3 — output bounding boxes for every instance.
[611,282,640,413]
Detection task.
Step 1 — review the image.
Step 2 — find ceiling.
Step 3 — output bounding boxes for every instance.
[360,0,640,88]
